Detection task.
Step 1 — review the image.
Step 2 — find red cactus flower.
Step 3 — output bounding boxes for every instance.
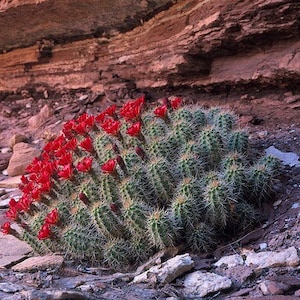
[64,138,77,151]
[31,188,42,201]
[38,223,51,240]
[62,120,76,139]
[95,105,117,124]
[171,97,182,109]
[21,180,35,194]
[76,157,93,172]
[126,122,142,137]
[37,171,51,185]
[101,159,116,174]
[1,222,11,234]
[40,180,52,194]
[25,157,43,173]
[79,136,94,153]
[17,195,32,212]
[120,96,144,121]
[154,105,168,118]
[73,122,88,135]
[8,198,18,209]
[5,207,18,220]
[95,111,106,124]
[20,175,29,185]
[57,164,73,180]
[104,105,117,117]
[77,113,95,129]
[57,153,73,166]
[45,208,59,225]
[101,118,121,136]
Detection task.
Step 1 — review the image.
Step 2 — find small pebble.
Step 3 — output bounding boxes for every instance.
[259,243,268,250]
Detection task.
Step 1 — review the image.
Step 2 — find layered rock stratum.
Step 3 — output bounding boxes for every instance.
[0,0,299,96]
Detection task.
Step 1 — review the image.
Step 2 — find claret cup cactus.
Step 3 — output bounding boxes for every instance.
[1,96,280,269]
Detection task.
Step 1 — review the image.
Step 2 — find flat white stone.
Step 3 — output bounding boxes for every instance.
[0,255,27,268]
[0,282,23,293]
[265,146,300,167]
[183,271,232,298]
[132,253,194,284]
[0,233,32,257]
[214,254,244,268]
[12,255,64,272]
[0,176,22,188]
[245,247,299,269]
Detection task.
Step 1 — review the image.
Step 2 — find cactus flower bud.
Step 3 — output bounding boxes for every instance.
[1,222,11,234]
[38,223,52,240]
[110,203,119,213]
[79,192,90,205]
[45,208,59,225]
[135,146,146,160]
[116,155,127,173]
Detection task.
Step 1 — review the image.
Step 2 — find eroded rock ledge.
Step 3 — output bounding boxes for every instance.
[0,0,299,96]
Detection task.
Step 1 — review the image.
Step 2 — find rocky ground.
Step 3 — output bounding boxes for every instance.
[0,86,299,299]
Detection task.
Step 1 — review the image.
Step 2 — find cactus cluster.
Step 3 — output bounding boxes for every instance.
[1,96,280,269]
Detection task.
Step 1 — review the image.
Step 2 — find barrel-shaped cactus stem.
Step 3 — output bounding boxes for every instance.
[147,210,178,249]
[248,163,275,204]
[147,157,175,205]
[186,222,216,252]
[23,231,52,254]
[221,152,246,169]
[92,203,126,238]
[130,237,154,263]
[227,130,249,154]
[203,179,231,229]
[171,194,199,229]
[123,199,149,236]
[232,200,260,231]
[223,164,246,199]
[103,239,133,269]
[258,155,281,175]
[62,226,103,261]
[213,111,236,133]
[197,127,223,168]
[176,152,204,179]
[192,109,207,132]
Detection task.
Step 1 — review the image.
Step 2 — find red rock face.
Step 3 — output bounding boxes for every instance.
[0,0,299,94]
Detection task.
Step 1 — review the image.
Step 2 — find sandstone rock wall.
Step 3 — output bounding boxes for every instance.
[0,0,299,95]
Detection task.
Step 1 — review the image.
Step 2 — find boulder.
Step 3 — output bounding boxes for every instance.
[183,271,232,298]
[245,247,300,269]
[9,133,28,148]
[28,104,54,129]
[12,255,64,272]
[133,253,194,284]
[6,142,41,176]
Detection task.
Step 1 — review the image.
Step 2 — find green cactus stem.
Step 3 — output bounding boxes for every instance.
[147,210,177,249]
